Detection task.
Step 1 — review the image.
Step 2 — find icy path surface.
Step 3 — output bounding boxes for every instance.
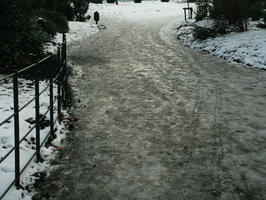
[46,2,266,200]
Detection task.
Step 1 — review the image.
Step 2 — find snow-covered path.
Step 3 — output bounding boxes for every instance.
[44,2,266,199]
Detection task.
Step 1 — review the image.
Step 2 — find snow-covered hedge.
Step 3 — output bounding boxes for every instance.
[177,19,266,69]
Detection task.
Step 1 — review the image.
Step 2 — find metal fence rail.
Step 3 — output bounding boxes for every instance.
[0,34,68,199]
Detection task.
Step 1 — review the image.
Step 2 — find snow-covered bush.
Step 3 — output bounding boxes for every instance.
[177,19,266,69]
[193,20,226,40]
[191,0,264,31]
[193,26,213,40]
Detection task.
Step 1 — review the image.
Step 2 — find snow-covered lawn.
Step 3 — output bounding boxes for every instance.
[87,0,187,19]
[45,21,99,53]
[58,21,99,43]
[3,117,68,200]
[0,78,59,199]
[177,20,266,69]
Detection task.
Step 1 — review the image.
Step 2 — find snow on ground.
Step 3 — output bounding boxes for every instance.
[177,19,266,69]
[45,21,99,53]
[0,77,58,199]
[58,21,99,44]
[3,115,69,200]
[46,0,189,54]
[87,0,187,20]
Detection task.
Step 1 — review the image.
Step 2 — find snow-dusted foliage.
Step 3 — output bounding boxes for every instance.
[177,20,266,69]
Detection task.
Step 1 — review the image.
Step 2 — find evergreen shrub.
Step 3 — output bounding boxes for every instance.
[107,0,116,3]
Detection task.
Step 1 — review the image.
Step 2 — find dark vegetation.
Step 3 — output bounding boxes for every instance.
[189,0,266,39]
[0,0,91,74]
[107,0,116,3]
[191,0,265,22]
[89,0,103,4]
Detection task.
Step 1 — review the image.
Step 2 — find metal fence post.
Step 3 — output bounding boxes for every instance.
[61,46,65,108]
[57,47,61,118]
[13,72,20,188]
[50,60,54,137]
[63,33,66,71]
[63,33,66,65]
[63,33,67,107]
[35,67,41,162]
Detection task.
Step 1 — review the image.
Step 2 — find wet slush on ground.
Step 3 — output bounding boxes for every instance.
[44,11,266,200]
